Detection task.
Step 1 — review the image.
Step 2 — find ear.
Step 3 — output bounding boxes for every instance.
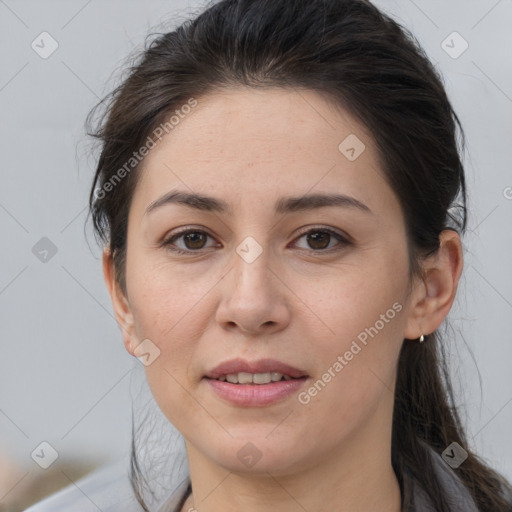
[404,230,464,340]
[102,248,137,357]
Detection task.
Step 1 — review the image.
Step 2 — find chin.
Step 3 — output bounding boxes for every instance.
[203,434,308,475]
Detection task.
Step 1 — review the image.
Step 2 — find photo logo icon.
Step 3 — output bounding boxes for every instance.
[31,31,59,59]
[338,134,366,161]
[32,237,58,263]
[236,236,263,264]
[134,338,161,366]
[442,441,468,468]
[31,441,59,469]
[441,32,469,59]
[237,442,263,468]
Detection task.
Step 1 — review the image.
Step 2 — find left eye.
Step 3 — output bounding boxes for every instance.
[162,227,349,255]
[293,228,349,252]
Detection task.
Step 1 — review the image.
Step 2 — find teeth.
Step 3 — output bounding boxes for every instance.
[217,372,295,384]
[253,373,271,384]
[238,372,254,384]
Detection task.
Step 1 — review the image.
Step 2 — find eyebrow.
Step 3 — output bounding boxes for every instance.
[144,190,373,216]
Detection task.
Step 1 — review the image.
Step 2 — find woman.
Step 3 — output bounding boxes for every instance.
[26,0,512,511]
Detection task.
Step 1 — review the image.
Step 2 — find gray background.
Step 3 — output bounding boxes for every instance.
[1,0,511,495]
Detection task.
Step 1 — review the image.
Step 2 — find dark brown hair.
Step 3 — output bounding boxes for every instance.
[86,0,512,510]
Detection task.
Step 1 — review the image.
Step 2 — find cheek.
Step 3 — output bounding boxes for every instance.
[291,250,408,350]
[127,254,223,343]
[125,259,223,424]
[293,306,403,452]
[289,248,407,411]
[144,362,203,439]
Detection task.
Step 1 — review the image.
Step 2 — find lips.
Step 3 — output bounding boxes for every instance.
[204,358,309,406]
[204,358,308,380]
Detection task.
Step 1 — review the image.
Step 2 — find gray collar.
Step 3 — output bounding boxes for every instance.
[402,445,479,512]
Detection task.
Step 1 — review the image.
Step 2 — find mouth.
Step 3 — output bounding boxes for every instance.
[204,358,308,382]
[207,372,304,385]
[203,358,308,406]
[211,372,299,384]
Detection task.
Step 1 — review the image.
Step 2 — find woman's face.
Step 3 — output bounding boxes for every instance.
[111,87,422,475]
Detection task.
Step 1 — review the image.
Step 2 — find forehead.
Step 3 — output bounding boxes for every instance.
[132,87,393,216]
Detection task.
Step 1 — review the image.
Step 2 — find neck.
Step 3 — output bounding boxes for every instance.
[181,423,401,512]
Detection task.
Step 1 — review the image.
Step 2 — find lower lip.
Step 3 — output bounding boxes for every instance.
[205,377,308,406]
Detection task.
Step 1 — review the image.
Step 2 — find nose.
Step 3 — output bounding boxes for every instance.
[215,242,291,336]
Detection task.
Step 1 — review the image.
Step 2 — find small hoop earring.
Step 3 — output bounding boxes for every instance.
[419,334,425,343]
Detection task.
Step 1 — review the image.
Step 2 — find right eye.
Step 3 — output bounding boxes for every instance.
[162,228,219,255]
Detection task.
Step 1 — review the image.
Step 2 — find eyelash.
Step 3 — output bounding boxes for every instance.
[161,226,352,256]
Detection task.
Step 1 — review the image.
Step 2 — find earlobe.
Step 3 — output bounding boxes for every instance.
[404,230,463,340]
[102,248,137,356]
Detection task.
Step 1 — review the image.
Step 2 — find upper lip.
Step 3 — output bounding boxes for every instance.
[205,358,308,379]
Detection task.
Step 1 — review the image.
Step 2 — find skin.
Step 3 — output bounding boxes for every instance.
[103,87,463,512]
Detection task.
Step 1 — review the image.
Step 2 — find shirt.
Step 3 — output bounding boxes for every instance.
[24,444,481,512]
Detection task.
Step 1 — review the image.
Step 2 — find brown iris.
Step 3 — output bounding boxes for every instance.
[306,231,331,250]
[183,231,207,250]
